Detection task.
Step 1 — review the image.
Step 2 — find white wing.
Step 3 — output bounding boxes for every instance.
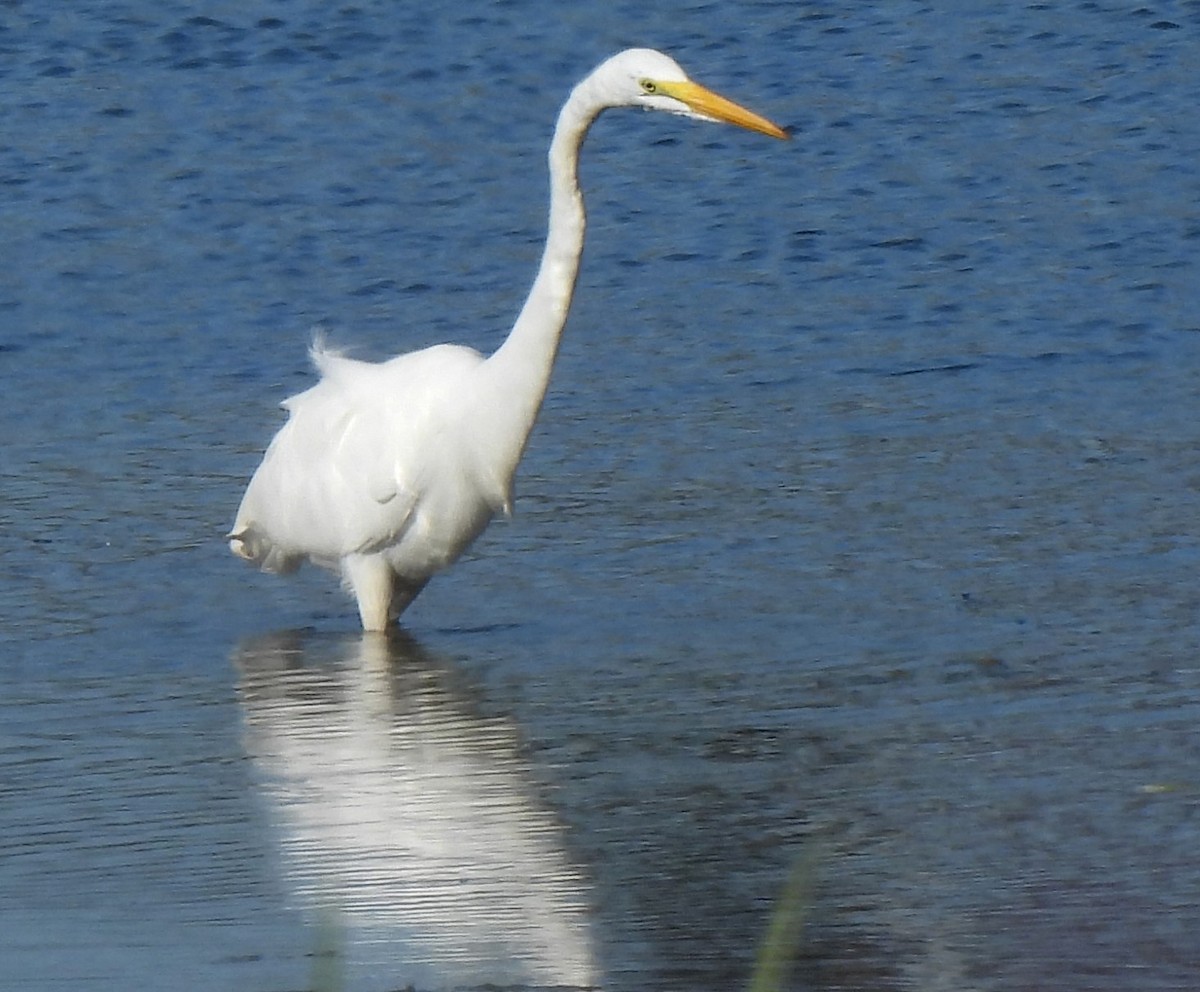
[230,342,488,573]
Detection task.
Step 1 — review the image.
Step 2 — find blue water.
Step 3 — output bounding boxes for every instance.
[4,2,1200,990]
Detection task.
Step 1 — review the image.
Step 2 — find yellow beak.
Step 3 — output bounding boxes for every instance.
[656,79,790,140]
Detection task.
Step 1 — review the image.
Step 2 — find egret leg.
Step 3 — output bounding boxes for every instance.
[342,554,395,632]
[389,577,429,622]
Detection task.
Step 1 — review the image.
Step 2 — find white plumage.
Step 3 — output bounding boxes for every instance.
[230,49,787,630]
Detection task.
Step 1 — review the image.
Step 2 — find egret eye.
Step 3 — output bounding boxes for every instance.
[639,78,658,94]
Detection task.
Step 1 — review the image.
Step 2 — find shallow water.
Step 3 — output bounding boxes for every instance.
[3,2,1200,990]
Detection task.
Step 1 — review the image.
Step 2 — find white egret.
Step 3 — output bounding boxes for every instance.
[230,48,787,630]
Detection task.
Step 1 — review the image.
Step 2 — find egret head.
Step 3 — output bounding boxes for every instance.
[595,48,789,140]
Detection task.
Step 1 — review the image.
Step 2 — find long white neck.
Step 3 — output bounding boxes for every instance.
[478,79,603,481]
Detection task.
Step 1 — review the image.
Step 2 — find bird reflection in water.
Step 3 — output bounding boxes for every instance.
[233,631,597,990]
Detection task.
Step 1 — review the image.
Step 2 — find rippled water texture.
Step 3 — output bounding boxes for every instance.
[3,2,1200,990]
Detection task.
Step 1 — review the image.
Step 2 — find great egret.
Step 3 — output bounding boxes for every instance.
[230,48,787,630]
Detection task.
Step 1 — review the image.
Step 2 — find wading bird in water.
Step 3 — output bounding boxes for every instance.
[230,48,788,631]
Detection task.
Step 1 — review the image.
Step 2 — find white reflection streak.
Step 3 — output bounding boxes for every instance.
[234,632,597,989]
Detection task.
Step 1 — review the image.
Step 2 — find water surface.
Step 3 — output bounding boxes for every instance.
[3,2,1200,990]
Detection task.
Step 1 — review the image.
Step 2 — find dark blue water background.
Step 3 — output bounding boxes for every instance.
[3,2,1200,990]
